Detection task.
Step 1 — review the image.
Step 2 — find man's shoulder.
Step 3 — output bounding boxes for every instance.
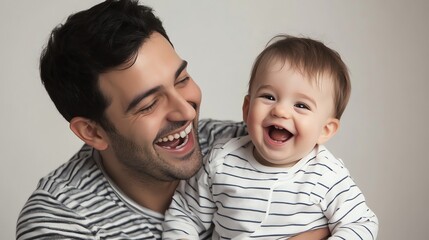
[16,145,106,239]
[198,118,246,134]
[36,144,102,196]
[20,144,108,214]
[16,145,164,239]
[198,119,247,156]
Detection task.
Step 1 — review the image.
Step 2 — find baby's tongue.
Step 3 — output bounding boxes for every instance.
[269,127,292,142]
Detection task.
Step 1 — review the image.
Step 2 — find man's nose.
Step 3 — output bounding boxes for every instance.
[166,92,196,121]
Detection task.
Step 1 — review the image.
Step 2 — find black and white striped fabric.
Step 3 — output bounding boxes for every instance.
[16,119,246,240]
[163,136,378,239]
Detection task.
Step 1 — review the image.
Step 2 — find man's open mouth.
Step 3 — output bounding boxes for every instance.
[155,124,193,149]
[267,125,293,143]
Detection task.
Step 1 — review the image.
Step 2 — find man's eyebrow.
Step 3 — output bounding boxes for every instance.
[175,60,188,79]
[125,61,188,114]
[125,86,162,113]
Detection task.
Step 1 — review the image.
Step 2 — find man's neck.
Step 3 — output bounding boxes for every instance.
[99,150,179,214]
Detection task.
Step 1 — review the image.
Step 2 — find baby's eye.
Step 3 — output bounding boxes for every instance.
[260,94,275,101]
[294,102,310,110]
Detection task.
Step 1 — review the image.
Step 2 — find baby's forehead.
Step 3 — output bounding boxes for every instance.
[256,57,335,88]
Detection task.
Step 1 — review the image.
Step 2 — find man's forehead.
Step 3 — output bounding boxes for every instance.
[102,33,179,79]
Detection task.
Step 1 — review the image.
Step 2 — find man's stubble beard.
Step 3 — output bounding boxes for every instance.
[105,122,203,182]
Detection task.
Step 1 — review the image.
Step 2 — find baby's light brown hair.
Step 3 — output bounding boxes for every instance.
[248,35,351,119]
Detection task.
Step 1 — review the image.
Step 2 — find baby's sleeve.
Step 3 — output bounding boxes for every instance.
[312,164,379,239]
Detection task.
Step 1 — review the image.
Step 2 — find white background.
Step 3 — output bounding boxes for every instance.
[1,1,428,239]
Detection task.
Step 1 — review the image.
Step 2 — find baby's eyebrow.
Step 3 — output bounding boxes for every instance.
[257,85,272,91]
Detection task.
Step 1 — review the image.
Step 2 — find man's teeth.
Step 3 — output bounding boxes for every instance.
[157,124,193,143]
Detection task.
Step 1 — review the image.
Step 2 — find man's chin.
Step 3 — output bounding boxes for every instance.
[166,144,203,180]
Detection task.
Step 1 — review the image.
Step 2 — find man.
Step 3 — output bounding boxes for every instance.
[16,0,329,239]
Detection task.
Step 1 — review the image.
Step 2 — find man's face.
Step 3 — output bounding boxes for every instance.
[98,32,202,182]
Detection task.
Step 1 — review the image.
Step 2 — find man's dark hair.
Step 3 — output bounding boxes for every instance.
[40,0,170,128]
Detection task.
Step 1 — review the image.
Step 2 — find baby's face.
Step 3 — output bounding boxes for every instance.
[243,60,338,167]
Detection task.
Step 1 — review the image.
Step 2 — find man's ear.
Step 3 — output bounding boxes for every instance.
[242,95,250,123]
[69,117,109,151]
[317,118,340,145]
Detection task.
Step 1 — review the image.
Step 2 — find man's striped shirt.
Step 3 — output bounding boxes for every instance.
[16,119,247,240]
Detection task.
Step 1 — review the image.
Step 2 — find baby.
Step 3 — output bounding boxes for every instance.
[163,35,378,239]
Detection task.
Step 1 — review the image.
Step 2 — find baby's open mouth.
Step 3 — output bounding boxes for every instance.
[268,125,293,143]
[155,124,192,149]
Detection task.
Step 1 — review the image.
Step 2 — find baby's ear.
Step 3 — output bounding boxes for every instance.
[69,117,109,151]
[317,118,339,145]
[242,95,250,123]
